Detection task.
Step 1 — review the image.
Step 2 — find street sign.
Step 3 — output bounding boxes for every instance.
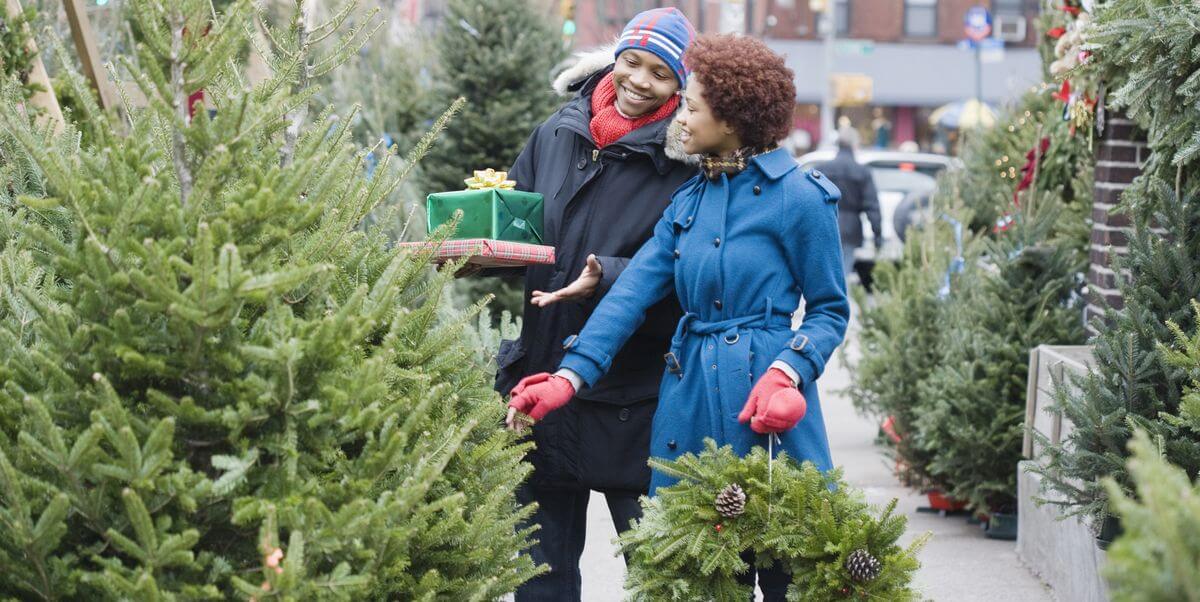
[980,38,1005,64]
[964,6,992,42]
[835,39,875,56]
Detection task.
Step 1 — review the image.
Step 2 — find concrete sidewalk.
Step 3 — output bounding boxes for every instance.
[576,320,1054,601]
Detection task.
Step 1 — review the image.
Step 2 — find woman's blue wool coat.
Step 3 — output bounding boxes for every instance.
[559,147,851,493]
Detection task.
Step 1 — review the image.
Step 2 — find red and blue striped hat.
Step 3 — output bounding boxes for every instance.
[615,7,697,87]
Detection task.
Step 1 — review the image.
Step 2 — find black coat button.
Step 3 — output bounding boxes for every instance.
[667,440,677,450]
[713,237,721,247]
[714,299,723,309]
[673,249,681,259]
[577,159,587,170]
[619,408,630,421]
[753,185,762,195]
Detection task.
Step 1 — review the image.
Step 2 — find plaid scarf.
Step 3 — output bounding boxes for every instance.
[701,146,776,181]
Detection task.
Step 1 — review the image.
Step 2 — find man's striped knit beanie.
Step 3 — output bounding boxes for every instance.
[614,7,697,87]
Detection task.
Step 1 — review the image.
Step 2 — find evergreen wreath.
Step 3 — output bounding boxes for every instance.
[619,440,928,601]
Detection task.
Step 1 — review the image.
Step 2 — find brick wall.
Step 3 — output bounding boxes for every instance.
[762,0,1039,46]
[1085,114,1147,333]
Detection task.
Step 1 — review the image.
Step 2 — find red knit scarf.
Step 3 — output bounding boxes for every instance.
[589,72,679,149]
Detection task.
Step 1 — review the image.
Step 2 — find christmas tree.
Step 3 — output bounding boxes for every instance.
[851,79,1093,498]
[1034,178,1200,521]
[1103,430,1200,601]
[914,196,1086,516]
[619,441,927,601]
[0,2,41,100]
[310,3,432,150]
[0,1,540,599]
[849,215,957,491]
[1033,0,1200,523]
[421,0,564,193]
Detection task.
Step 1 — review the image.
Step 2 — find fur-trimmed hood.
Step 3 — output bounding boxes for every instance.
[552,44,696,165]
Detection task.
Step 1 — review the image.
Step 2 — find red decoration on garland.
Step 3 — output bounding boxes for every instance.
[714,523,722,532]
[1060,4,1081,16]
[1046,26,1066,39]
[1052,80,1072,104]
[1012,137,1051,207]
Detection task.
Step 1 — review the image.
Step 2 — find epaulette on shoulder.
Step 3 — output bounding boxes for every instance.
[805,169,841,203]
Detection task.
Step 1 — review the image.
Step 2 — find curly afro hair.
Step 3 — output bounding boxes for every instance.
[684,34,796,150]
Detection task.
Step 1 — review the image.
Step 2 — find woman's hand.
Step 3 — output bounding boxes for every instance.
[505,372,577,431]
[737,368,806,434]
[530,254,603,307]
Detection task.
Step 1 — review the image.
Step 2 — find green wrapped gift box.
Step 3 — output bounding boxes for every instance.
[426,189,545,244]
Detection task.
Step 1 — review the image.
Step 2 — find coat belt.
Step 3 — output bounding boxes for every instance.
[663,298,791,378]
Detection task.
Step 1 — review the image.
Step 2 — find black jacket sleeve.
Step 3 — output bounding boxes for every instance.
[861,168,883,246]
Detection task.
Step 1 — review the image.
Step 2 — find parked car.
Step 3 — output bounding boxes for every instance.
[797,149,960,272]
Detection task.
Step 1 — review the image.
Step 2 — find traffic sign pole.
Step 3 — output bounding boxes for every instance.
[964,5,993,129]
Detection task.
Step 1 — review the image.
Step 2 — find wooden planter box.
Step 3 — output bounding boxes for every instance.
[1017,345,1110,602]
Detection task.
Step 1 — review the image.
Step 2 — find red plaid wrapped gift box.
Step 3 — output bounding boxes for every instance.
[397,238,555,268]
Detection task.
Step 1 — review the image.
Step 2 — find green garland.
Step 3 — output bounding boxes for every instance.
[620,441,928,601]
[1083,0,1200,190]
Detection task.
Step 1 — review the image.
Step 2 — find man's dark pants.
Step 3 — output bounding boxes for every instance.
[513,396,656,602]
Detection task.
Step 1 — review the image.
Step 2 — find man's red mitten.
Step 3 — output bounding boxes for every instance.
[736,368,807,434]
[508,373,576,421]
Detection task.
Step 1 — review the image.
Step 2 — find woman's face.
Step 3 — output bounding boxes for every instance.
[676,77,741,156]
[612,49,680,118]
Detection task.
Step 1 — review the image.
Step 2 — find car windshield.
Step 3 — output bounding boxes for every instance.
[868,167,937,194]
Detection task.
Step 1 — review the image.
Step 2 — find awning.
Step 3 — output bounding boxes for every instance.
[766,39,1044,107]
[930,99,998,129]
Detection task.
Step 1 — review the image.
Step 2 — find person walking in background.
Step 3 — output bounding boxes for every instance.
[481,7,698,601]
[871,107,893,148]
[816,125,882,282]
[507,34,850,600]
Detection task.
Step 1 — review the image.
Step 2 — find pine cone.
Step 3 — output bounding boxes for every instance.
[714,483,747,518]
[845,549,882,582]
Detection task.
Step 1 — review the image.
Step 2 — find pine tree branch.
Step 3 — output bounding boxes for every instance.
[170,10,192,208]
[308,0,358,44]
[279,2,310,167]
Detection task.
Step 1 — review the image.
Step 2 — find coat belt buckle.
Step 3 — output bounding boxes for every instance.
[789,334,810,351]
[664,352,683,377]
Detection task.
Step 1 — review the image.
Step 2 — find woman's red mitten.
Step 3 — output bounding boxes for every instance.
[508,373,576,421]
[737,368,807,434]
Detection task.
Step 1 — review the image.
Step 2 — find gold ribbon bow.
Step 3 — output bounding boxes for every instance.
[464,168,516,190]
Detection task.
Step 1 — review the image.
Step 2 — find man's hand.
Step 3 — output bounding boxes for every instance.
[530,254,603,307]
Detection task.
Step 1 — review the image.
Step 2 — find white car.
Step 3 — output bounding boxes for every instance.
[796,150,960,264]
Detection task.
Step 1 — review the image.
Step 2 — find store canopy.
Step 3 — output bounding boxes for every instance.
[767,39,1043,107]
[929,99,997,129]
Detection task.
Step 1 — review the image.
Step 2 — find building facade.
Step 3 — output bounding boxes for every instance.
[565,0,1045,152]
